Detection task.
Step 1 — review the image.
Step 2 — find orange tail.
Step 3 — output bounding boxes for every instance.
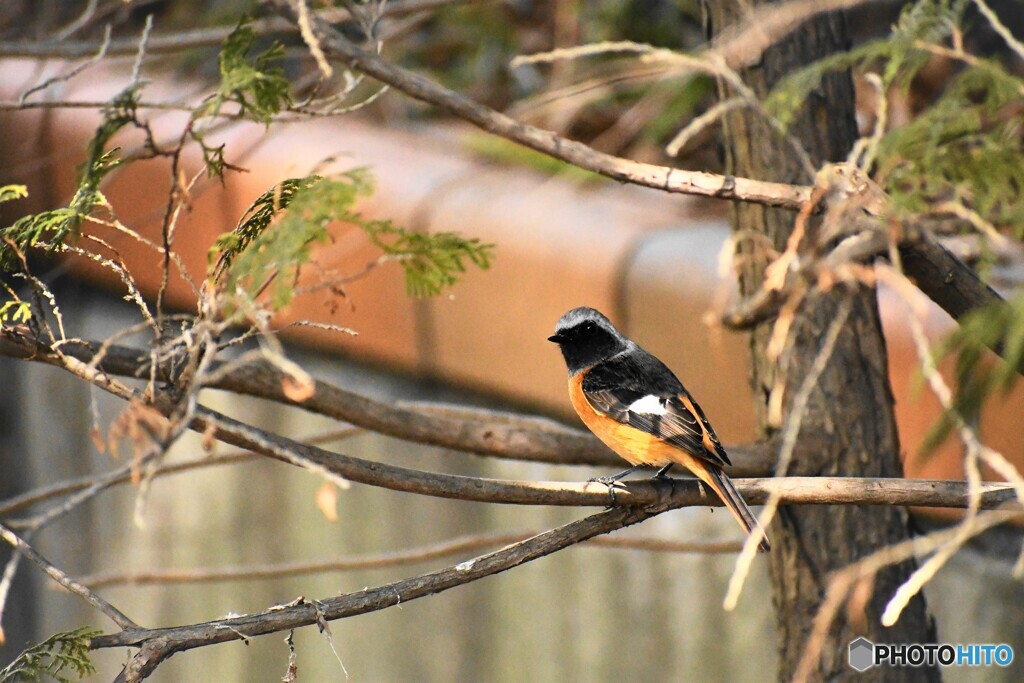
[694,463,771,552]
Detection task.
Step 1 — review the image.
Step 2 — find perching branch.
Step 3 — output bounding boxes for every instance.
[0,328,1014,512]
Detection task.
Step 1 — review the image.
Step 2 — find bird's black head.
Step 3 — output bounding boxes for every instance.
[547,307,627,375]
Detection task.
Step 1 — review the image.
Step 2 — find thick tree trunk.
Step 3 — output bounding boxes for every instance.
[704,4,940,681]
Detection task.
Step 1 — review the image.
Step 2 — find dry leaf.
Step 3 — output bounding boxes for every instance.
[202,421,217,453]
[763,251,795,291]
[847,573,876,633]
[90,425,106,453]
[766,291,803,362]
[107,401,170,477]
[316,482,338,522]
[767,381,785,429]
[282,372,316,402]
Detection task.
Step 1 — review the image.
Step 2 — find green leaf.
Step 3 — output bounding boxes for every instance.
[206,17,292,125]
[0,185,28,204]
[0,300,31,324]
[0,626,101,683]
[361,218,494,297]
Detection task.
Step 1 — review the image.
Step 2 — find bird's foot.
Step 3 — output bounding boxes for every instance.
[587,476,628,506]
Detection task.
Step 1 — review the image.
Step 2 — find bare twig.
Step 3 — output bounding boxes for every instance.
[724,294,855,610]
[267,0,813,209]
[0,545,24,644]
[0,330,775,474]
[792,508,1022,683]
[0,0,482,59]
[130,14,155,89]
[666,96,745,157]
[78,532,743,588]
[972,0,1024,62]
[19,25,112,103]
[0,428,359,519]
[92,503,679,681]
[0,330,1013,512]
[54,0,101,41]
[0,522,139,630]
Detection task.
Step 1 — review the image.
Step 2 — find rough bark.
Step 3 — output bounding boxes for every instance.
[705,3,940,680]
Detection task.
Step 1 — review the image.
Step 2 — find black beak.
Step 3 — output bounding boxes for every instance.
[547,333,563,343]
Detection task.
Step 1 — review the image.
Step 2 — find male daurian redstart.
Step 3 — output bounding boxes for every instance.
[548,307,770,552]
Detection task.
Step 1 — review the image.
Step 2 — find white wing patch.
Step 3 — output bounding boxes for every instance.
[628,394,666,415]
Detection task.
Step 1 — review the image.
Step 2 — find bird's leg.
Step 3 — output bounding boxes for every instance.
[588,465,641,506]
[651,463,678,498]
[588,465,642,486]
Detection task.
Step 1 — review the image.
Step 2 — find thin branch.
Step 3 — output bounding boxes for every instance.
[666,96,745,157]
[0,331,620,467]
[264,0,1018,369]
[0,330,775,474]
[971,0,1024,62]
[792,508,1022,683]
[91,503,679,683]
[0,428,358,519]
[193,403,1023,510]
[898,236,1013,360]
[0,0,482,59]
[724,294,854,611]
[18,24,112,103]
[0,522,139,631]
[0,99,193,112]
[709,0,888,71]
[78,532,743,588]
[53,0,101,41]
[267,0,813,209]
[0,329,1013,511]
[723,218,1017,373]
[0,544,24,644]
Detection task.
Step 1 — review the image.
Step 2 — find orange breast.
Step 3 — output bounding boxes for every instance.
[568,372,680,467]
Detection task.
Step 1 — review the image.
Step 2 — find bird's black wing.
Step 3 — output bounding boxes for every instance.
[581,348,731,468]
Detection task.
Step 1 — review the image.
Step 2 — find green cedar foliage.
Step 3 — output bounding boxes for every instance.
[766,0,1024,231]
[211,170,494,309]
[764,0,1024,444]
[0,88,137,268]
[0,627,101,683]
[203,17,292,126]
[0,16,292,261]
[765,0,969,128]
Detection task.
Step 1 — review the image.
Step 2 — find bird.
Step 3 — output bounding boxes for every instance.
[548,306,770,552]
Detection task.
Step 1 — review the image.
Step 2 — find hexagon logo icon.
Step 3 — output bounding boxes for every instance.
[849,637,875,672]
